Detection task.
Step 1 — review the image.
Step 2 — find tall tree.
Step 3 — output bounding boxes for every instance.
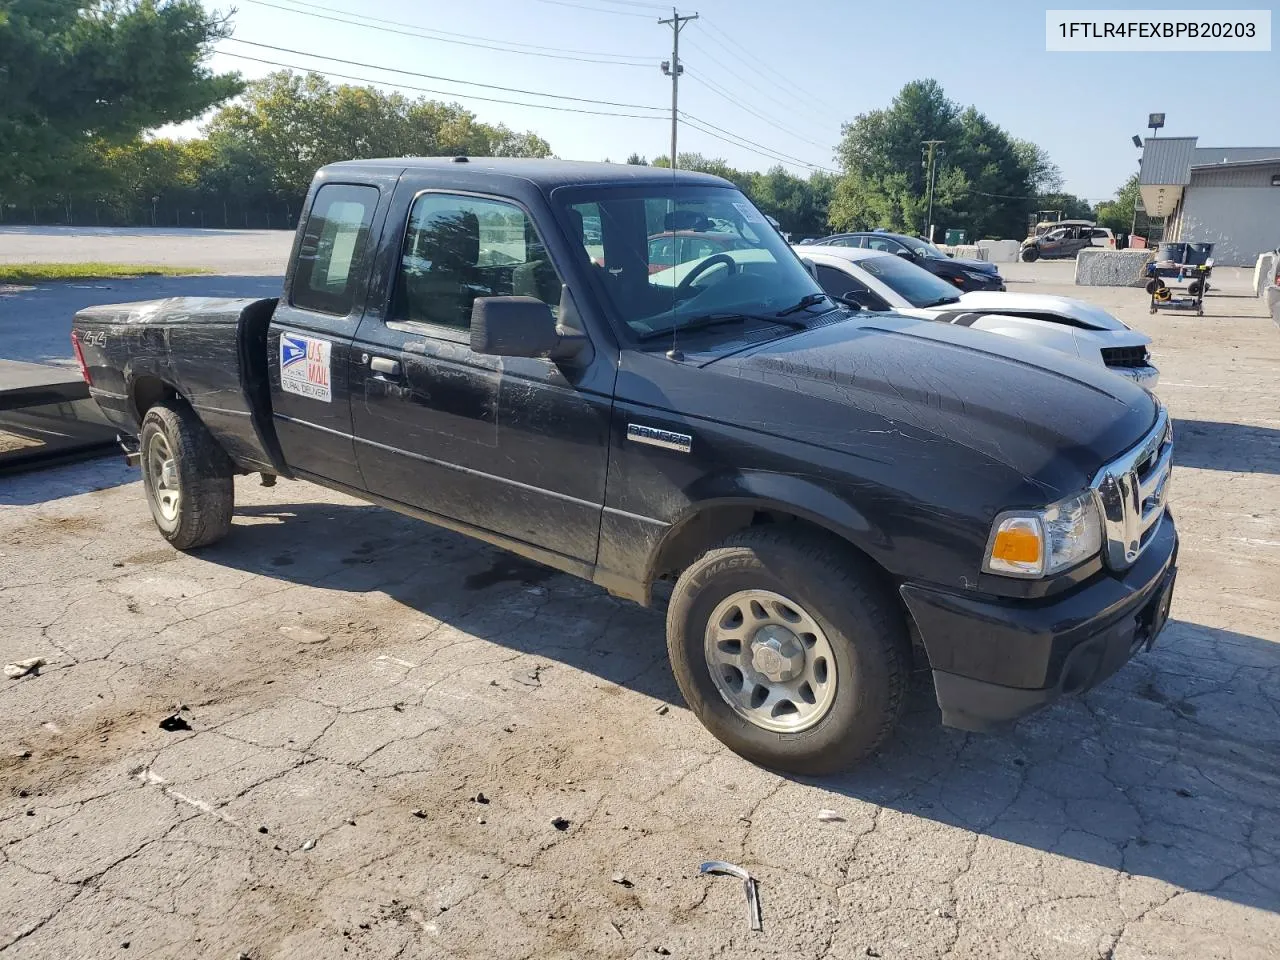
[204,72,551,202]
[831,80,1048,240]
[0,0,241,195]
[1095,174,1140,233]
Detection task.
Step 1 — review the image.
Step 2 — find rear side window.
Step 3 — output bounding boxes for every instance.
[291,184,379,316]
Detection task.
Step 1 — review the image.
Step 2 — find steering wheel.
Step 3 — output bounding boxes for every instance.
[675,253,738,296]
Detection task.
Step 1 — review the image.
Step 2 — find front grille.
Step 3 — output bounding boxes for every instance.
[1091,407,1173,569]
[1101,345,1150,368]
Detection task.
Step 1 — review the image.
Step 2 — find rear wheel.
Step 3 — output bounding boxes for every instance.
[139,402,234,550]
[1021,246,1040,262]
[666,528,909,775]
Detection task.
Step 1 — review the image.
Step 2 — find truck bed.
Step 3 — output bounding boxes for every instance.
[73,296,286,476]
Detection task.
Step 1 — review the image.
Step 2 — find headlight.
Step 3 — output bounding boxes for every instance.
[962,269,993,282]
[983,490,1103,578]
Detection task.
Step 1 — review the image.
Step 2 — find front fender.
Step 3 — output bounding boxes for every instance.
[593,467,897,606]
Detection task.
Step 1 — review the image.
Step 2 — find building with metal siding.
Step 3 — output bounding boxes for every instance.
[1139,137,1280,265]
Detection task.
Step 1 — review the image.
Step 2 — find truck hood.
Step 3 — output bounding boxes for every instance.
[951,291,1130,331]
[706,312,1157,489]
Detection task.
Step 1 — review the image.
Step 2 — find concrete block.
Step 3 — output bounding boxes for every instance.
[1074,249,1155,287]
[1253,252,1279,297]
[978,239,1020,263]
[944,244,987,261]
[1265,285,1280,330]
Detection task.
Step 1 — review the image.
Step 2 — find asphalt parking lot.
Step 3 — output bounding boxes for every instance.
[2,259,1279,959]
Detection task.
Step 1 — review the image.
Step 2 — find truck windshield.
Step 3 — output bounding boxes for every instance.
[555,185,823,341]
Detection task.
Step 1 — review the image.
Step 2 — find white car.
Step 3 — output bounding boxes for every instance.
[796,245,1159,389]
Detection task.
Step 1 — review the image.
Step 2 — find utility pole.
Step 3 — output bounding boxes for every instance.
[659,7,698,169]
[922,140,943,242]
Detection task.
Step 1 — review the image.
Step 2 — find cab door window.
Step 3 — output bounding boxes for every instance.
[391,193,561,331]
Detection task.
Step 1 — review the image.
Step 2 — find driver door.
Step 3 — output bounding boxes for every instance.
[350,188,612,563]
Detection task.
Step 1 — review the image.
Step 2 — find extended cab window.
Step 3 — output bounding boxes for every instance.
[292,184,379,316]
[392,193,561,330]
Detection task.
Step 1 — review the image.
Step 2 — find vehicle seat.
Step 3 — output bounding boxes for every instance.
[399,209,481,327]
[511,219,559,305]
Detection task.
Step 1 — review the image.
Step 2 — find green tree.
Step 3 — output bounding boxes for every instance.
[831,80,1050,240]
[204,72,551,203]
[0,0,241,196]
[1095,174,1140,233]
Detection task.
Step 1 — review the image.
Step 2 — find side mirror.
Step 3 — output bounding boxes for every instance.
[470,296,586,360]
[801,258,818,281]
[835,294,863,311]
[895,249,915,261]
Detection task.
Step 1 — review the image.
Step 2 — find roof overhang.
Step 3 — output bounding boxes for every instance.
[1139,184,1182,218]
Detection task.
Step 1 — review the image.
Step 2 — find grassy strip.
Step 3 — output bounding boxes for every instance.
[0,262,212,284]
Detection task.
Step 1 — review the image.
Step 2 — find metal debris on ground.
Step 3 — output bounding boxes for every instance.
[655,704,669,715]
[473,792,489,804]
[610,872,633,888]
[817,809,846,822]
[412,809,427,819]
[5,657,46,680]
[699,860,762,931]
[158,712,192,732]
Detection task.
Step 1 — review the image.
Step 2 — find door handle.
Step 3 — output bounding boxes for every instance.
[370,357,401,377]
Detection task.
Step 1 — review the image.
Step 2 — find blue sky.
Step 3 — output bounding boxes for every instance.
[190,0,1278,201]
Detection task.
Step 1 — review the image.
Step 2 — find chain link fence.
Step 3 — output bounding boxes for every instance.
[0,197,302,231]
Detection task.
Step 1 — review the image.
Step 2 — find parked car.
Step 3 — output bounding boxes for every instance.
[1021,222,1113,261]
[797,246,1160,389]
[71,158,1177,775]
[811,231,1005,291]
[647,230,747,273]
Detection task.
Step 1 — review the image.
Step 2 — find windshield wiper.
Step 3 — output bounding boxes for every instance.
[776,292,830,316]
[637,311,808,342]
[919,296,962,308]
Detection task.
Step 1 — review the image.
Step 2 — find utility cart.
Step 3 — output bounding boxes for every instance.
[1144,242,1214,315]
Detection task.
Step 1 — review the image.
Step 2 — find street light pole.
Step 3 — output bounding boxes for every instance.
[659,8,698,170]
[922,140,944,241]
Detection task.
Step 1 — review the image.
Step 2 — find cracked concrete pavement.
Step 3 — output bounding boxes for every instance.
[2,265,1279,959]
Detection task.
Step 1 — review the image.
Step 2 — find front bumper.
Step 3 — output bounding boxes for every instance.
[900,514,1178,731]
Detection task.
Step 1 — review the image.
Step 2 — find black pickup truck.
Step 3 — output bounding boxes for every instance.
[71,158,1177,774]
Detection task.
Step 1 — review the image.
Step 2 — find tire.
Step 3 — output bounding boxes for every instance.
[138,401,234,550]
[665,528,909,775]
[1021,246,1040,262]
[1188,280,1203,297]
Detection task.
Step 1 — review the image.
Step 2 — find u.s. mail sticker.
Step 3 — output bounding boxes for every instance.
[280,333,332,402]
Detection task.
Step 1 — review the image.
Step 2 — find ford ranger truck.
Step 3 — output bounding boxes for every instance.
[70,158,1178,775]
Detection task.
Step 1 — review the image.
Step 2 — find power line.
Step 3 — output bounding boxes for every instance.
[238,0,657,65]
[224,39,666,111]
[531,0,657,18]
[681,112,837,174]
[684,69,832,152]
[256,0,656,60]
[217,51,670,120]
[699,18,848,119]
[684,39,838,131]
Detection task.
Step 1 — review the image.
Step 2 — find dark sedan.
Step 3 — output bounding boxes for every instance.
[811,231,1005,292]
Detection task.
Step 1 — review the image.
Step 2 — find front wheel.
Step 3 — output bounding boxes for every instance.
[666,528,909,775]
[139,402,234,550]
[1021,246,1040,262]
